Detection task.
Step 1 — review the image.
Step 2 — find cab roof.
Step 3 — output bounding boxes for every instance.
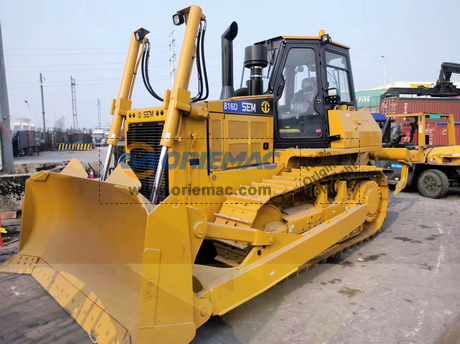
[256,35,350,50]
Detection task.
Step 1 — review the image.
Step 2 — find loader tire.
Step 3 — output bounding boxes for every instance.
[417,169,449,199]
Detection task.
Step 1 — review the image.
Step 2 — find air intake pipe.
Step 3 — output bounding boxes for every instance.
[244,45,268,96]
[220,22,238,100]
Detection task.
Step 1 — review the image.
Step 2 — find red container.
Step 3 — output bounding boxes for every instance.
[381,97,460,145]
[380,97,460,119]
[26,130,35,147]
[431,124,460,145]
[393,122,460,146]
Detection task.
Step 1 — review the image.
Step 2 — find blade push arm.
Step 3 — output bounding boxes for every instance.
[151,6,206,203]
[101,28,149,181]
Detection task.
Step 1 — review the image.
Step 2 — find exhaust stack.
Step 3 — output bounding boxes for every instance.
[220,22,238,100]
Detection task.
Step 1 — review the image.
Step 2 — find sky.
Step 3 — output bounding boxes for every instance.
[1,0,459,129]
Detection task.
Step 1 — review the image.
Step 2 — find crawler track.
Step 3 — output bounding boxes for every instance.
[214,165,389,266]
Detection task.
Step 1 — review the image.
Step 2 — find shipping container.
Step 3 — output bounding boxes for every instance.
[391,122,460,146]
[380,97,460,121]
[26,130,35,147]
[431,123,460,146]
[380,97,460,145]
[356,89,386,109]
[17,131,28,150]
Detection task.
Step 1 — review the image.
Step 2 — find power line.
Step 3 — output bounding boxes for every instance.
[5,46,169,51]
[8,62,126,68]
[8,79,171,89]
[7,65,169,73]
[9,78,122,86]
[9,76,170,86]
[5,49,168,56]
[6,52,145,56]
[5,48,168,57]
[7,68,125,74]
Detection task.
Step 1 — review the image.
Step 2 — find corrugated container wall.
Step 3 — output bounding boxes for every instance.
[380,97,460,120]
[398,124,460,146]
[26,130,35,147]
[431,124,460,145]
[381,97,460,145]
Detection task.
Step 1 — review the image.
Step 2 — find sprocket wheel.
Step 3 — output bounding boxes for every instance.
[353,180,382,222]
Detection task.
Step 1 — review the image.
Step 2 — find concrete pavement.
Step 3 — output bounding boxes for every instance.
[13,147,107,164]
[1,190,459,343]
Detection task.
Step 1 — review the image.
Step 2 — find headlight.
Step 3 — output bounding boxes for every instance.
[172,13,185,26]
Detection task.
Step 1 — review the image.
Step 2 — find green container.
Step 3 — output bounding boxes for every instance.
[355,89,386,109]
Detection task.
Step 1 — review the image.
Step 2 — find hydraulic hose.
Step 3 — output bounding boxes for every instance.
[191,22,203,102]
[141,41,164,102]
[200,20,209,101]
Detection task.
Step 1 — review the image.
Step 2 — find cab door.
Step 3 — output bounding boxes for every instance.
[272,42,329,149]
[320,46,357,111]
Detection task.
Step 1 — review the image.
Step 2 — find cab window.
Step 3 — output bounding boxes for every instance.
[325,51,351,103]
[277,48,322,139]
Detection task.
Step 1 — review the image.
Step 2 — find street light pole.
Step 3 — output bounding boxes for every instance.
[24,100,31,128]
[381,55,386,86]
[97,98,101,128]
[39,73,46,133]
[39,73,46,148]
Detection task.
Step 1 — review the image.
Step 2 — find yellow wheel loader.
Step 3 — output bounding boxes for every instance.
[1,5,410,344]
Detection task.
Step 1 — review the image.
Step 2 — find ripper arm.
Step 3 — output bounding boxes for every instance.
[371,147,412,195]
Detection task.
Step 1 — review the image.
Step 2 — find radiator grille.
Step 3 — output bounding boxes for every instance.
[126,122,168,202]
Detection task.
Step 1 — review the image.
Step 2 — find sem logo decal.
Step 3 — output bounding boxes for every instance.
[261,101,270,113]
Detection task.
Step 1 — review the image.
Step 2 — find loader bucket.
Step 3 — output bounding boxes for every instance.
[0,160,203,344]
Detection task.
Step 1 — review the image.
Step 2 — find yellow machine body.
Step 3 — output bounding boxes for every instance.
[386,113,458,163]
[411,113,460,165]
[1,5,410,343]
[381,113,460,197]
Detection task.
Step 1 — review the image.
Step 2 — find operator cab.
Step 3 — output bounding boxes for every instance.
[237,32,357,149]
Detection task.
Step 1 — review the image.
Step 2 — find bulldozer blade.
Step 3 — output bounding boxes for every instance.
[0,162,201,344]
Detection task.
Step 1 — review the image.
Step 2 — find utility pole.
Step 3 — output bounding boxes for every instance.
[0,23,14,174]
[97,98,101,128]
[39,73,46,143]
[381,55,387,86]
[169,30,176,87]
[71,76,78,130]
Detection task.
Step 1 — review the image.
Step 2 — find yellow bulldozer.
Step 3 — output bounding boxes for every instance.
[1,5,410,344]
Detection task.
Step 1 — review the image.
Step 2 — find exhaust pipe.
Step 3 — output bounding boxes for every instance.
[220,22,238,100]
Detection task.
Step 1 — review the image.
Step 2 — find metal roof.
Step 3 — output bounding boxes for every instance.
[255,36,350,49]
